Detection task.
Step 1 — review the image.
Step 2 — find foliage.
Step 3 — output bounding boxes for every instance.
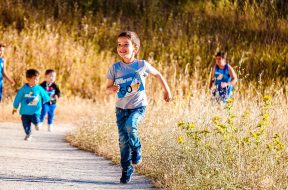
[0,0,288,99]
[177,95,287,189]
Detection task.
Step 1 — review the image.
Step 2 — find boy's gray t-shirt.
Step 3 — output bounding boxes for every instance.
[107,59,153,109]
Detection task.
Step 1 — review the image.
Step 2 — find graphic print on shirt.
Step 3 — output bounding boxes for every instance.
[215,72,223,80]
[46,85,56,100]
[25,91,39,106]
[114,73,144,98]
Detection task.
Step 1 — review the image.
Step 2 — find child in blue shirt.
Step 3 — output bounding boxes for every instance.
[209,51,238,103]
[106,31,172,184]
[39,69,60,132]
[0,43,15,102]
[12,69,50,141]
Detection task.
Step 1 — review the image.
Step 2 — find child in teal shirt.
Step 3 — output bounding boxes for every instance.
[13,69,50,141]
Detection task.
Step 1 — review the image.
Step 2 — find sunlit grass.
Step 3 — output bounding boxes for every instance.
[0,97,103,123]
[66,92,288,189]
[1,91,287,189]
[0,1,288,189]
[0,0,288,100]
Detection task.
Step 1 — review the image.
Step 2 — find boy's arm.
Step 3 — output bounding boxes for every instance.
[220,65,238,88]
[106,65,119,95]
[41,88,50,104]
[209,66,216,89]
[149,66,172,102]
[2,60,15,86]
[12,88,24,114]
[54,83,61,99]
[227,65,238,86]
[106,79,119,95]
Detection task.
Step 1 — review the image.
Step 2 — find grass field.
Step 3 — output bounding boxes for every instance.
[1,93,287,189]
[66,93,288,189]
[0,0,288,189]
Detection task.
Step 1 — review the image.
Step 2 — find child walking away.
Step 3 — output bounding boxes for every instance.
[39,69,60,132]
[209,51,238,103]
[106,31,172,184]
[12,69,50,141]
[0,43,15,102]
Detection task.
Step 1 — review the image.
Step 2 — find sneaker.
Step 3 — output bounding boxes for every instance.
[35,122,42,131]
[132,149,142,165]
[120,166,134,184]
[48,124,53,132]
[24,134,32,141]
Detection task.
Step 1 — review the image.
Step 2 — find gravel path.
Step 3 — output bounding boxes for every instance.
[0,122,158,190]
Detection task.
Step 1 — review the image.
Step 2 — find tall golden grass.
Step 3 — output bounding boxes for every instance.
[66,93,288,189]
[0,1,287,189]
[0,0,288,100]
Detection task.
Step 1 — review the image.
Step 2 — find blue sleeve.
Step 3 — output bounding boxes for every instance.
[41,87,50,103]
[0,58,5,70]
[13,87,24,109]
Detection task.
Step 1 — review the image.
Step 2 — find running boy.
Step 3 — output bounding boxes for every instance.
[39,69,60,132]
[12,69,50,141]
[106,31,172,184]
[0,43,15,102]
[209,51,238,102]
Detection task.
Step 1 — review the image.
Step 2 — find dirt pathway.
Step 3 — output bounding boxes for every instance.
[0,122,158,190]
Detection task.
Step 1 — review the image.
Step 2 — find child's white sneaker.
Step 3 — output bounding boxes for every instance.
[24,134,32,141]
[48,124,53,132]
[35,122,42,131]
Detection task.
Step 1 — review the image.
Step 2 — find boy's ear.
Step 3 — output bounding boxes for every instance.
[133,46,139,54]
[133,47,137,53]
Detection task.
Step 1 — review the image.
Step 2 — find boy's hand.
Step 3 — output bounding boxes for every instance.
[220,82,229,88]
[111,85,120,93]
[10,80,15,86]
[164,91,172,102]
[12,108,17,115]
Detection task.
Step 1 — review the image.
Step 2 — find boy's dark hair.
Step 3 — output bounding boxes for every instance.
[26,69,40,78]
[45,69,56,75]
[216,51,226,58]
[0,43,6,48]
[118,31,140,53]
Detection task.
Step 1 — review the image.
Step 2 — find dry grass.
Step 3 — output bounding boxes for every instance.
[1,0,288,100]
[1,92,287,189]
[66,92,288,190]
[0,1,288,189]
[0,97,105,124]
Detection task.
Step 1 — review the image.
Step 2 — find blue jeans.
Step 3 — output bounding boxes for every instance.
[212,85,233,103]
[21,114,40,135]
[40,103,56,124]
[116,106,146,170]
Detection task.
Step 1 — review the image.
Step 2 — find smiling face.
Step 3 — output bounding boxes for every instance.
[45,72,56,83]
[215,56,226,68]
[27,76,40,87]
[117,36,137,63]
